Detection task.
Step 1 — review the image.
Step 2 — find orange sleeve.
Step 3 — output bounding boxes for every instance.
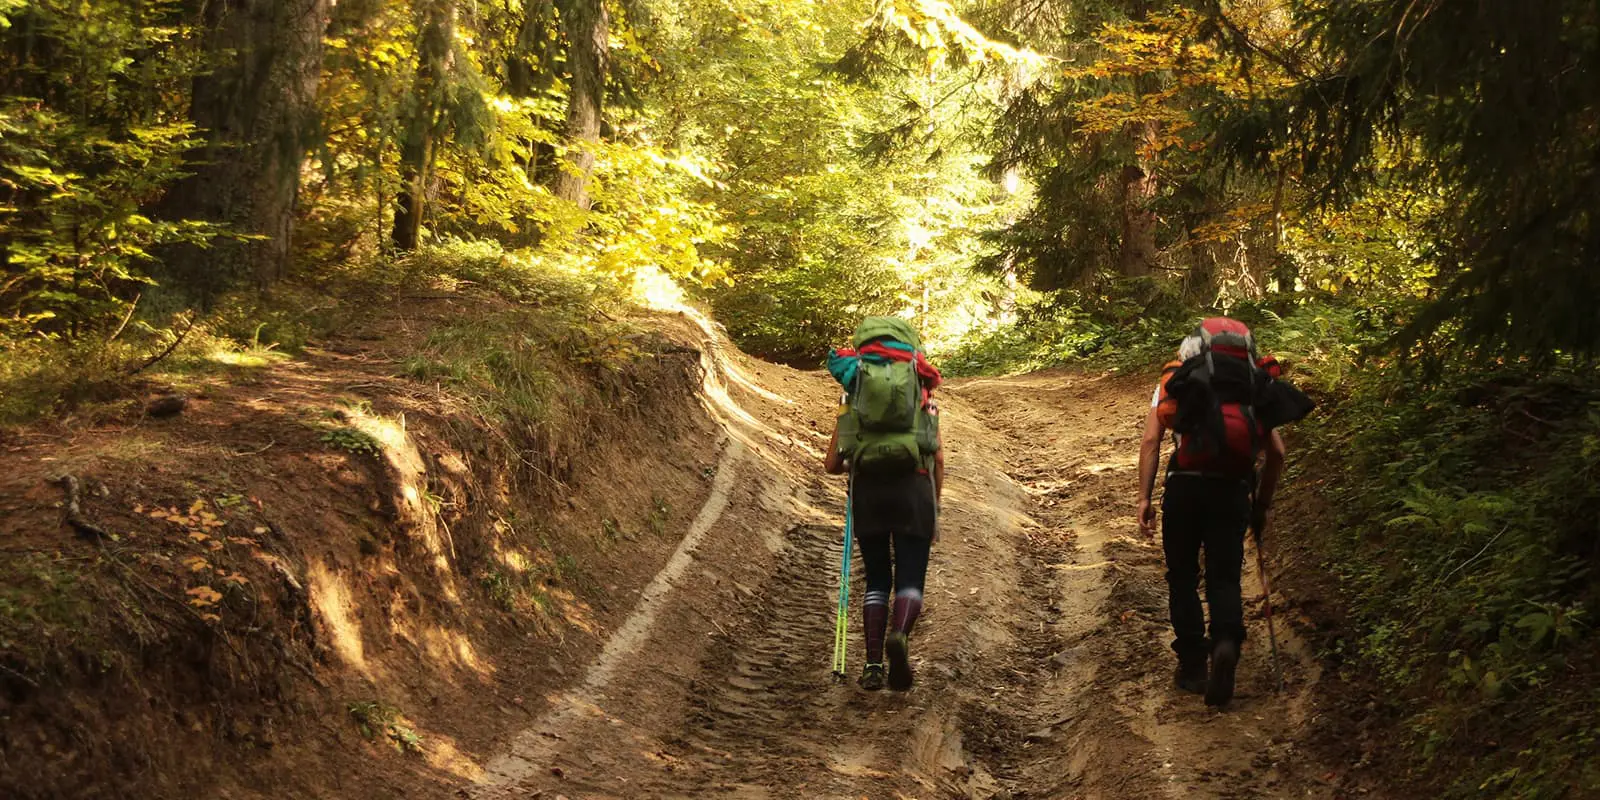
[1155,359,1183,428]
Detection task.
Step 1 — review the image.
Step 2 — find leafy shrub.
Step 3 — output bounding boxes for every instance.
[935,290,1190,377]
[347,701,423,753]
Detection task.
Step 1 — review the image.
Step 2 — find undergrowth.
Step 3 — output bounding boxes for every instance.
[1304,359,1600,798]
[934,286,1192,377]
[0,239,644,427]
[347,700,424,753]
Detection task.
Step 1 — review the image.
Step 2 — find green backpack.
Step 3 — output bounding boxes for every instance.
[836,317,940,474]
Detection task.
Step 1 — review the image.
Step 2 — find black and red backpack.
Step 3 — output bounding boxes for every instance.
[1156,317,1282,476]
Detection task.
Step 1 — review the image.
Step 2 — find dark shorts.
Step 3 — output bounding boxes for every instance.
[850,470,937,540]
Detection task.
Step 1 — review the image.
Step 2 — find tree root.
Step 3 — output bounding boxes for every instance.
[52,475,109,540]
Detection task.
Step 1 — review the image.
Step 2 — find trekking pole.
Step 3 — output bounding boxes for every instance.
[1252,527,1285,693]
[831,476,854,681]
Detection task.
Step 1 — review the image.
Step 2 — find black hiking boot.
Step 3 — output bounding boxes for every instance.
[1175,656,1208,695]
[886,631,914,691]
[859,663,886,692]
[1206,640,1239,708]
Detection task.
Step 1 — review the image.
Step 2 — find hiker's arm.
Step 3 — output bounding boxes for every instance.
[1136,406,1164,537]
[1255,430,1287,529]
[823,422,847,475]
[1258,430,1286,507]
[934,446,945,503]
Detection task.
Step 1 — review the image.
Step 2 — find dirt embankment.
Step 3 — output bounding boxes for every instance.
[0,294,734,799]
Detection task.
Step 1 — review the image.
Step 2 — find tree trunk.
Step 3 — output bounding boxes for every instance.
[1269,164,1298,295]
[1117,0,1160,280]
[162,0,331,300]
[1118,158,1159,278]
[552,0,609,210]
[392,0,457,252]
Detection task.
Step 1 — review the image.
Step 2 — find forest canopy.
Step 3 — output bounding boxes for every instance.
[1,0,1597,362]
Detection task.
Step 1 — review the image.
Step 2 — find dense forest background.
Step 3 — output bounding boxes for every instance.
[3,0,1598,795]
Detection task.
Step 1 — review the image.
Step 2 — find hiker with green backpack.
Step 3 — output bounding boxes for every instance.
[1137,318,1314,707]
[825,317,944,692]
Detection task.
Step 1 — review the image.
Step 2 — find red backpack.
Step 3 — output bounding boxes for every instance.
[1156,318,1277,476]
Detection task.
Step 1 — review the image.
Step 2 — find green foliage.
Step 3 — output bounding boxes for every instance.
[1296,354,1600,798]
[0,0,224,338]
[936,284,1191,377]
[1272,0,1600,359]
[395,248,650,445]
[347,700,423,753]
[643,0,1020,363]
[320,426,382,458]
[0,554,95,671]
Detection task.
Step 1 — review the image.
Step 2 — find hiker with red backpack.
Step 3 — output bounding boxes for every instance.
[824,317,944,692]
[1136,318,1314,707]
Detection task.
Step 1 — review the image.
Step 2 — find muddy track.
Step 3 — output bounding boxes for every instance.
[652,517,857,796]
[951,370,1377,800]
[476,354,1379,799]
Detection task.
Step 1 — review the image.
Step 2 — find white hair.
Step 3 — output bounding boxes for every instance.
[1177,335,1203,361]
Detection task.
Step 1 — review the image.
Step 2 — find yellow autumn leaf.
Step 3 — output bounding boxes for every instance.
[223,574,250,587]
[189,499,206,515]
[188,532,209,543]
[182,556,209,573]
[186,586,222,606]
[199,613,222,624]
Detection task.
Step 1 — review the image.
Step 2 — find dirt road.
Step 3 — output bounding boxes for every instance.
[477,352,1370,799]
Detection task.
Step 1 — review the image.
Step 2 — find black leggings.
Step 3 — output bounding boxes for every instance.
[857,531,931,600]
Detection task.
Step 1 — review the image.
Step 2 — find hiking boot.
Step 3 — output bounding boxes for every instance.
[1175,657,1208,695]
[1206,640,1239,708]
[859,663,886,692]
[886,631,914,691]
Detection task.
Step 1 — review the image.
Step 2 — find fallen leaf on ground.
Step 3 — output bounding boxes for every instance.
[186,586,222,606]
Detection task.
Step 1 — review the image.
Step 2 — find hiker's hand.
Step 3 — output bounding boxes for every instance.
[1137,499,1157,538]
[1251,504,1272,541]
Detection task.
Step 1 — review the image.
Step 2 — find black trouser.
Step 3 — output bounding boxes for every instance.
[850,470,936,663]
[1161,473,1251,662]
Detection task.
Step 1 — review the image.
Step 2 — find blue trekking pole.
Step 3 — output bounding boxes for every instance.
[832,474,853,680]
